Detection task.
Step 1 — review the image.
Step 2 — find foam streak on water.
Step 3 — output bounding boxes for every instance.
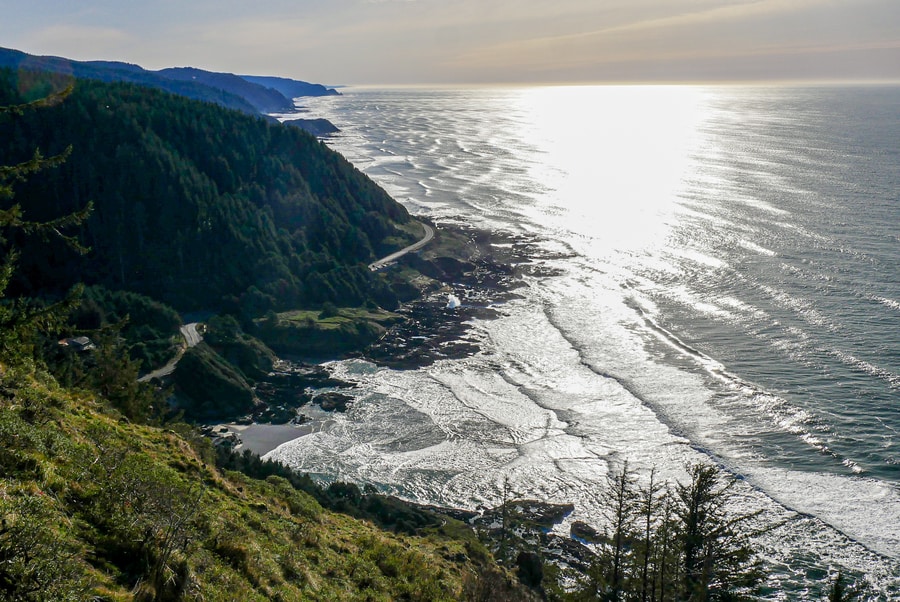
[268,85,900,597]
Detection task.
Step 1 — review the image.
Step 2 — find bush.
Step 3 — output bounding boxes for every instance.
[0,494,90,601]
[319,301,339,319]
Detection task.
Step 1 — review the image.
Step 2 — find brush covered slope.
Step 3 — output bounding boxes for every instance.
[0,362,518,601]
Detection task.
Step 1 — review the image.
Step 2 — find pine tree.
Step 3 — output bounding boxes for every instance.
[594,461,639,600]
[0,75,96,602]
[0,80,91,365]
[636,468,663,601]
[578,463,767,601]
[653,487,680,601]
[498,474,515,565]
[675,463,764,601]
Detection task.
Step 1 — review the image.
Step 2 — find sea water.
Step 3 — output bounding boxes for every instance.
[268,85,900,597]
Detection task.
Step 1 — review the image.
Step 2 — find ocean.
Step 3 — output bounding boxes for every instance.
[268,84,900,597]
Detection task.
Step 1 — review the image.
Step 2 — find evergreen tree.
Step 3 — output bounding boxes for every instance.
[636,468,663,602]
[579,463,767,601]
[0,77,96,602]
[0,79,91,365]
[593,461,639,600]
[653,487,681,602]
[498,475,515,565]
[675,463,764,601]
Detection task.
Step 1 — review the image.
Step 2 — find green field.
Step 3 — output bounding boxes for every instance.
[277,307,402,330]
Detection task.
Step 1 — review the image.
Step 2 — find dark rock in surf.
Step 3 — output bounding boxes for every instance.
[570,520,602,544]
[316,391,353,412]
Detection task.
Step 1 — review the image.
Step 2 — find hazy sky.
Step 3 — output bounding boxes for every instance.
[2,0,899,85]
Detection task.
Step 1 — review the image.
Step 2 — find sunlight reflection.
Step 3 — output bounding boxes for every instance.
[510,85,711,257]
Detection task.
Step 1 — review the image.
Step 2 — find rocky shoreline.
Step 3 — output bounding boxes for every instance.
[361,222,565,369]
[207,222,571,450]
[205,221,600,577]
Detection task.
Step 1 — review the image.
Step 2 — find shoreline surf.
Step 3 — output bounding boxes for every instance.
[270,84,900,597]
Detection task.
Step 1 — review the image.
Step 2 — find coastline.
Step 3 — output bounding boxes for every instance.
[209,222,541,452]
[240,86,900,597]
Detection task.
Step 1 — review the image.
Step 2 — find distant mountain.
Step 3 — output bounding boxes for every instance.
[240,74,340,100]
[0,47,340,117]
[0,47,262,114]
[157,67,294,113]
[82,59,146,73]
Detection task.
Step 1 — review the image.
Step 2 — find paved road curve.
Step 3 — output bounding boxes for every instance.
[138,222,433,383]
[137,323,203,382]
[180,323,202,347]
[368,222,434,271]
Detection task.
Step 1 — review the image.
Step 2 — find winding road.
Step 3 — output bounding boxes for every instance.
[180,323,202,347]
[368,222,434,271]
[138,223,432,382]
[137,323,203,382]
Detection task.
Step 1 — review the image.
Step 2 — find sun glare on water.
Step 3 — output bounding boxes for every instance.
[510,85,711,258]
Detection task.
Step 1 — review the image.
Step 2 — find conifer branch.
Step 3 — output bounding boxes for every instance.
[0,83,72,115]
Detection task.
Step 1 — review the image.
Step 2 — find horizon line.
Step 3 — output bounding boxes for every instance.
[331,78,900,89]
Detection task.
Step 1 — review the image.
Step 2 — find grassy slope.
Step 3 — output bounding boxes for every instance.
[0,364,501,601]
[276,307,403,331]
[253,307,405,359]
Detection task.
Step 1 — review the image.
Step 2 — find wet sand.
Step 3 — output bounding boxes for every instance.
[220,423,313,456]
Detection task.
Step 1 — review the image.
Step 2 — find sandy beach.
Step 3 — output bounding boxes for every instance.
[216,422,313,456]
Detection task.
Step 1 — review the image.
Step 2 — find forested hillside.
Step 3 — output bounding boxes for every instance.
[156,67,296,114]
[0,68,413,312]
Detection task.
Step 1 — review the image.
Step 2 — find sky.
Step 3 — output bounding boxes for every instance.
[2,0,899,85]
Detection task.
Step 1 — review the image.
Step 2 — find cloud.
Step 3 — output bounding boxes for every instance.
[439,0,900,83]
[597,0,820,35]
[5,0,899,84]
[195,18,318,50]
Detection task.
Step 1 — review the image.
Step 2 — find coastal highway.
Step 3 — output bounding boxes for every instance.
[368,222,434,270]
[137,323,203,382]
[138,221,432,384]
[139,222,432,383]
[180,323,202,347]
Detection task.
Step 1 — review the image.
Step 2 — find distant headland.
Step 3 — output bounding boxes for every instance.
[0,46,340,125]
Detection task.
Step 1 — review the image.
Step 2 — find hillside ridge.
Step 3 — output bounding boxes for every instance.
[0,46,339,118]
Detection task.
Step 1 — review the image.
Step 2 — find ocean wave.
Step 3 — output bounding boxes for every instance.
[738,238,777,256]
[829,349,900,389]
[871,295,900,312]
[748,468,900,561]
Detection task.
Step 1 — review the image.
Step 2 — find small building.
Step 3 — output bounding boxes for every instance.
[59,336,96,352]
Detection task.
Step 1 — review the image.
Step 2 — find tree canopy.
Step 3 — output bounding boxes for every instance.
[0,68,412,313]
